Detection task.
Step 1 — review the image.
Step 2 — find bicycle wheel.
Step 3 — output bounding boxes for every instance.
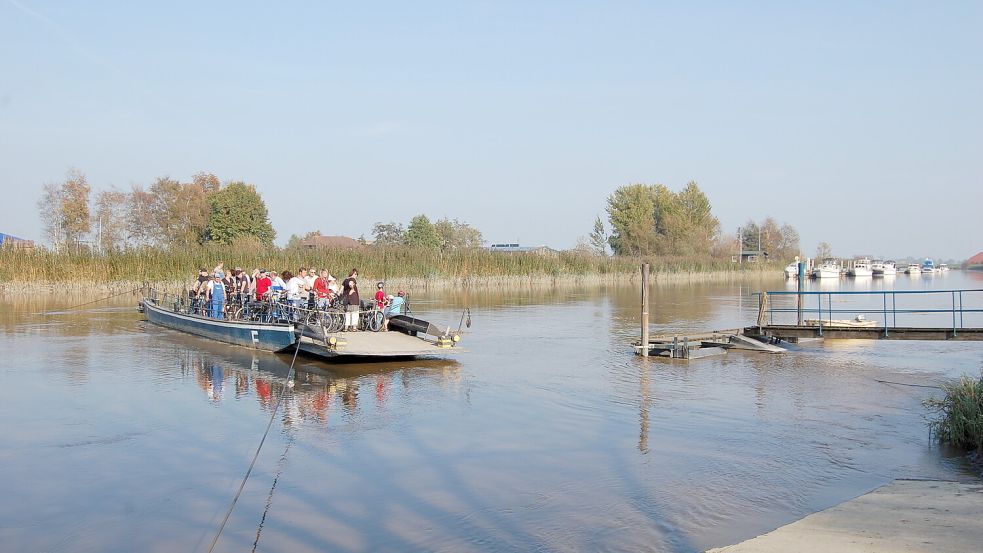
[366,310,383,332]
[306,311,320,327]
[327,311,345,333]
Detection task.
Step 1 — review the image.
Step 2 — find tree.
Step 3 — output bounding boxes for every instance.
[588,216,607,256]
[205,182,275,246]
[147,176,210,247]
[739,220,761,252]
[37,182,63,247]
[404,214,441,249]
[663,181,719,256]
[777,223,800,260]
[60,169,91,248]
[125,184,156,246]
[372,222,405,246]
[816,241,833,260]
[92,187,128,252]
[191,171,221,193]
[434,218,483,250]
[606,184,657,256]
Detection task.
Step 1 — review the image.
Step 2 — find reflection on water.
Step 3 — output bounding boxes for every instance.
[1,273,981,552]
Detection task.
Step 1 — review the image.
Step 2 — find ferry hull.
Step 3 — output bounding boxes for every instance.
[142,299,296,352]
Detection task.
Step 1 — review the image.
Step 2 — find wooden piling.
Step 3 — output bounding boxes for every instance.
[757,291,769,327]
[641,263,650,357]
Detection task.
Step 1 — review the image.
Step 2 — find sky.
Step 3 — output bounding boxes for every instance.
[1,1,980,260]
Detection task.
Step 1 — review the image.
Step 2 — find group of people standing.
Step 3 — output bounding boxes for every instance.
[191,262,405,330]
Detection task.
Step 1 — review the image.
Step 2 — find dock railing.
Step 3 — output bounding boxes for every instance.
[756,288,983,337]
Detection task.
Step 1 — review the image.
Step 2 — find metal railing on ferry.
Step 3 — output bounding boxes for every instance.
[145,288,391,332]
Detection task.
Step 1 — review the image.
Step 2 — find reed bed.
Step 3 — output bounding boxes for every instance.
[925,372,983,452]
[0,246,776,288]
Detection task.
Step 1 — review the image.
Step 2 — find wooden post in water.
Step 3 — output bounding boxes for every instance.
[641,263,650,357]
[757,291,769,328]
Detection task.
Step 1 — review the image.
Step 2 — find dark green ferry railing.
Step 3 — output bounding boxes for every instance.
[757,289,983,337]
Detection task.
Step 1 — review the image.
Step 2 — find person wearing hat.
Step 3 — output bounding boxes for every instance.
[375,281,387,309]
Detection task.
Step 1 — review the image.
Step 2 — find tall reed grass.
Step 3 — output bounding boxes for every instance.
[0,245,777,285]
[925,372,983,452]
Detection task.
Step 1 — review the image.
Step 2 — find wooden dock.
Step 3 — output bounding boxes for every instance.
[745,324,983,341]
[634,329,787,359]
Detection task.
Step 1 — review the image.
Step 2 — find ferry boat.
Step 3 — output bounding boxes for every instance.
[812,259,841,279]
[141,293,297,352]
[848,258,872,277]
[905,263,921,275]
[872,260,898,276]
[139,288,465,359]
[921,258,936,274]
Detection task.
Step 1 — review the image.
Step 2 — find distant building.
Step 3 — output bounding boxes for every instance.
[966,251,983,270]
[488,243,555,255]
[299,235,364,250]
[737,250,767,263]
[0,233,34,250]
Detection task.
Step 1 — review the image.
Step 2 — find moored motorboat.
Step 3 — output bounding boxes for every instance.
[937,263,949,273]
[784,262,799,278]
[905,263,921,275]
[921,258,936,274]
[848,258,873,277]
[812,259,841,279]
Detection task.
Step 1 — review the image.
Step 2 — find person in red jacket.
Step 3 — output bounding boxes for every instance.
[314,269,331,309]
[375,281,388,309]
[254,269,272,300]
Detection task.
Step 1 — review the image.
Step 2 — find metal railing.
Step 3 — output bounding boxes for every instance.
[756,288,983,337]
[146,288,390,332]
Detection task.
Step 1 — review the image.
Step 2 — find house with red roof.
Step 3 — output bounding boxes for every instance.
[966,251,983,270]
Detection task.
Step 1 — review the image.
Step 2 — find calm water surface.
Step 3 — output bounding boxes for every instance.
[2,271,982,552]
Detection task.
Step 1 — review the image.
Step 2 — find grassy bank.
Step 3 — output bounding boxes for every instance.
[0,246,779,288]
[925,373,983,452]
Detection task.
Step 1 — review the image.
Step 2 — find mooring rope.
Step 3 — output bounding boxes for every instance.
[874,378,942,389]
[206,328,304,553]
[36,286,143,315]
[251,437,294,553]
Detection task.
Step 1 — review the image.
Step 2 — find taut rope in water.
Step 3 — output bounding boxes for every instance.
[36,286,143,315]
[874,378,942,389]
[206,328,304,553]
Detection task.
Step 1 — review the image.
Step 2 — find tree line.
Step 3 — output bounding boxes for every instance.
[37,170,275,252]
[589,181,800,261]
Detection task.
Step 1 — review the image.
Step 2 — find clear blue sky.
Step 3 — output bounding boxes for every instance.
[1,1,980,259]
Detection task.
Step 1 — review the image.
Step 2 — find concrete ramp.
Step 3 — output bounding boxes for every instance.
[707,479,983,552]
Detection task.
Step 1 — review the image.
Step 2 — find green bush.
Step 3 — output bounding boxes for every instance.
[925,372,983,452]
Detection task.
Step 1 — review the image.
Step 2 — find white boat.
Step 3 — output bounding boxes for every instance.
[848,258,872,277]
[784,262,799,278]
[921,258,935,274]
[882,260,897,276]
[937,263,949,273]
[812,259,841,279]
[872,260,898,276]
[905,263,921,274]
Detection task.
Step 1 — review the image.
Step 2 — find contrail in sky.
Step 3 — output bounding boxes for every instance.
[4,0,121,74]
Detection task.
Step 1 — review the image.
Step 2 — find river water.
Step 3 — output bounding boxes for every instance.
[2,271,982,552]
